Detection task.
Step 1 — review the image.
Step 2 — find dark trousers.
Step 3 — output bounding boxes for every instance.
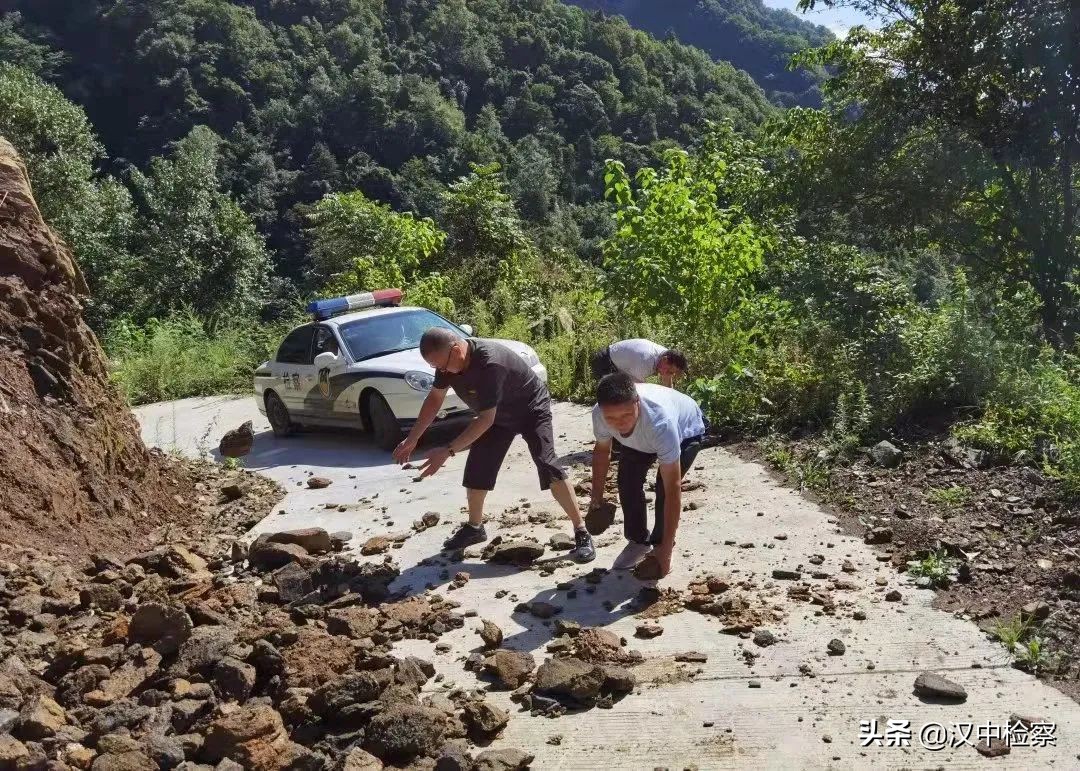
[462,403,566,492]
[590,346,617,381]
[617,435,703,545]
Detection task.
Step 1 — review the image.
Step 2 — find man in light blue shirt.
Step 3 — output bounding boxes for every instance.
[588,372,706,576]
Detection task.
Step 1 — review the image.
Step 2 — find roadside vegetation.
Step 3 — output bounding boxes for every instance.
[0,1,1077,492]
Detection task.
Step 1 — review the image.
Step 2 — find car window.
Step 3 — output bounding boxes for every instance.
[338,310,464,362]
[313,326,339,357]
[276,325,315,364]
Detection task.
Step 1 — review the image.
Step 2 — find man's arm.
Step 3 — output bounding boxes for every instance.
[393,387,447,464]
[589,439,612,507]
[418,407,496,478]
[652,460,682,574]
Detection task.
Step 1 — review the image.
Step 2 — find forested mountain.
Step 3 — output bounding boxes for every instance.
[0,0,773,284]
[567,0,833,106]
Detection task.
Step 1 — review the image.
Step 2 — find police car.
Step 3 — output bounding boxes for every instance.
[254,290,548,450]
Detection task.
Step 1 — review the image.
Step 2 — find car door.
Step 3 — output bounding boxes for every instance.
[271,324,316,416]
[308,324,350,423]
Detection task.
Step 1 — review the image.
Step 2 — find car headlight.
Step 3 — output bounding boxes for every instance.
[405,371,435,391]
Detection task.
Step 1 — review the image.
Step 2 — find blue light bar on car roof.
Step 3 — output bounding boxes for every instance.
[307,289,403,320]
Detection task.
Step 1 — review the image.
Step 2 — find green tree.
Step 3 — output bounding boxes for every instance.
[796,0,1080,345]
[307,189,446,299]
[127,126,270,326]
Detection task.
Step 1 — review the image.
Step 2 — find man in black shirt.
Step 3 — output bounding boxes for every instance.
[392,327,596,561]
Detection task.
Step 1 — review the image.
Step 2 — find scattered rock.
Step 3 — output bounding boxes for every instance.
[523,601,560,619]
[853,610,867,621]
[483,540,545,565]
[885,590,902,602]
[219,421,254,458]
[870,440,902,468]
[271,562,313,604]
[478,620,503,649]
[201,704,287,764]
[0,735,29,767]
[129,603,193,655]
[361,536,392,556]
[548,532,576,551]
[267,527,332,554]
[343,748,384,770]
[483,650,536,690]
[584,501,617,535]
[632,555,663,581]
[463,700,509,738]
[827,639,846,656]
[913,672,967,703]
[554,619,581,637]
[1021,601,1050,622]
[534,657,605,702]
[307,477,332,489]
[975,738,1010,757]
[474,748,534,771]
[80,584,125,612]
[247,536,313,570]
[635,623,663,639]
[771,569,801,581]
[675,651,708,663]
[364,705,448,763]
[753,630,777,648]
[864,527,893,545]
[213,657,256,702]
[16,695,67,740]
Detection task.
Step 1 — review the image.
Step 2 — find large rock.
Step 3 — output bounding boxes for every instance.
[361,536,392,556]
[172,626,238,679]
[266,528,332,555]
[8,593,44,626]
[219,421,254,458]
[913,672,967,703]
[364,705,449,763]
[482,650,535,690]
[326,607,381,639]
[129,603,193,655]
[87,648,163,705]
[478,620,503,649]
[90,751,157,771]
[482,539,545,565]
[534,657,605,702]
[869,440,902,468]
[201,704,288,765]
[0,735,29,767]
[16,695,67,740]
[342,749,384,770]
[309,671,393,718]
[271,563,313,604]
[475,749,534,771]
[463,700,509,737]
[130,545,210,580]
[80,584,125,612]
[601,665,635,694]
[584,501,617,535]
[248,535,314,570]
[214,657,256,702]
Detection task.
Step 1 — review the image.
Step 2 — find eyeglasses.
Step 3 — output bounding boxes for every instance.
[437,342,455,372]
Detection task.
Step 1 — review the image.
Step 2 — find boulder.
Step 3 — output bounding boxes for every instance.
[80,584,124,612]
[309,671,393,718]
[213,657,256,703]
[90,751,157,771]
[600,665,635,694]
[0,735,29,767]
[364,705,449,763]
[248,536,314,571]
[218,422,254,459]
[474,749,534,771]
[172,626,238,679]
[145,733,186,769]
[534,657,605,702]
[342,749,384,770]
[482,650,535,690]
[129,603,193,655]
[483,540,545,565]
[201,704,288,765]
[478,620,503,649]
[870,440,902,468]
[913,672,967,703]
[548,533,575,551]
[307,477,332,489]
[16,695,67,740]
[361,536,392,556]
[271,563,313,604]
[463,700,509,737]
[325,607,380,639]
[266,528,332,555]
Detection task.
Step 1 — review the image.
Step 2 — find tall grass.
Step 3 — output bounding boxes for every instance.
[104,313,287,405]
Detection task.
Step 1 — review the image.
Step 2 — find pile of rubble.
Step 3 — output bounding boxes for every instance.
[0,488,535,770]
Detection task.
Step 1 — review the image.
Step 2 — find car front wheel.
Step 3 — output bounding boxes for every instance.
[366,392,402,451]
[265,392,295,438]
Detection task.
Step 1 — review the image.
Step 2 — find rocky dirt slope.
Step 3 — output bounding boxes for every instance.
[0,137,193,556]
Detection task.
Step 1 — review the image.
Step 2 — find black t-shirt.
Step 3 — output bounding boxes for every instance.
[433,339,549,428]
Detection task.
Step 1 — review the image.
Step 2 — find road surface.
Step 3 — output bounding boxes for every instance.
[136,396,1080,769]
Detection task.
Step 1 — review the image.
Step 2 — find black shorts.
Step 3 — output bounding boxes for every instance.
[463,408,567,492]
[590,346,617,381]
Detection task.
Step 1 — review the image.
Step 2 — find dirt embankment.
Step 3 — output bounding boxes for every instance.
[0,136,191,557]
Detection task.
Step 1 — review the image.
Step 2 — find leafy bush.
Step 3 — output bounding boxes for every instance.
[105,313,288,405]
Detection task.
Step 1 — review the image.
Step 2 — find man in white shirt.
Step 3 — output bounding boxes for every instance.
[591,339,687,388]
[588,372,706,577]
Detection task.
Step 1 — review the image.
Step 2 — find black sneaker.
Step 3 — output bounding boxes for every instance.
[572,528,596,563]
[443,523,487,550]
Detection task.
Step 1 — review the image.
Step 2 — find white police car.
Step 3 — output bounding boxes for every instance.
[254,290,548,450]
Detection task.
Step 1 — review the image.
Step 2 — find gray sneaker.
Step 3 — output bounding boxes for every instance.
[572,529,596,563]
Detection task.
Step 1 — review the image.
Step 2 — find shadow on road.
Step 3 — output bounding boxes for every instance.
[210,425,460,470]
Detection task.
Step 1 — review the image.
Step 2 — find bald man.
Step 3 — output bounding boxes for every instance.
[392,328,595,562]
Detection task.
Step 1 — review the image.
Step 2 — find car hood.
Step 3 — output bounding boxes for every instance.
[345,340,538,373]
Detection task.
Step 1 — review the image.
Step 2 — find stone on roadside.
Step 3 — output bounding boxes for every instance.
[307,476,332,489]
[870,440,902,468]
[463,700,509,737]
[548,532,576,551]
[329,531,353,551]
[213,657,256,703]
[771,569,801,581]
[271,562,313,604]
[534,657,605,702]
[266,527,331,554]
[201,704,287,764]
[632,555,663,581]
[483,650,535,690]
[484,540,545,565]
[753,630,777,647]
[584,501,617,535]
[976,738,1010,757]
[364,705,449,764]
[913,672,967,703]
[218,421,254,458]
[80,584,125,612]
[827,638,846,656]
[247,536,313,570]
[129,603,193,655]
[361,536,392,556]
[635,623,663,639]
[474,748,534,771]
[600,665,635,694]
[865,527,893,545]
[478,620,503,649]
[343,748,384,770]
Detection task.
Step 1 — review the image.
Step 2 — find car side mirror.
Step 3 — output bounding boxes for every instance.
[313,351,340,369]
[459,323,474,336]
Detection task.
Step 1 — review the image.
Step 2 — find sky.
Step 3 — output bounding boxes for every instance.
[763,0,880,37]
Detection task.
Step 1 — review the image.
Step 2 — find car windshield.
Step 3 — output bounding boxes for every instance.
[338,309,464,362]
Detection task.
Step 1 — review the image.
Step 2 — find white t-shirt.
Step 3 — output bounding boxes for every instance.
[608,338,667,382]
[592,383,705,464]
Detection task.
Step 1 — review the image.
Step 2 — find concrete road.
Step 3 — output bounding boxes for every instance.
[136,396,1080,769]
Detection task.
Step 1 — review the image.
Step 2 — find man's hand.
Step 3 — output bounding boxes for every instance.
[588,495,606,512]
[418,446,452,478]
[651,542,673,577]
[392,436,417,465]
